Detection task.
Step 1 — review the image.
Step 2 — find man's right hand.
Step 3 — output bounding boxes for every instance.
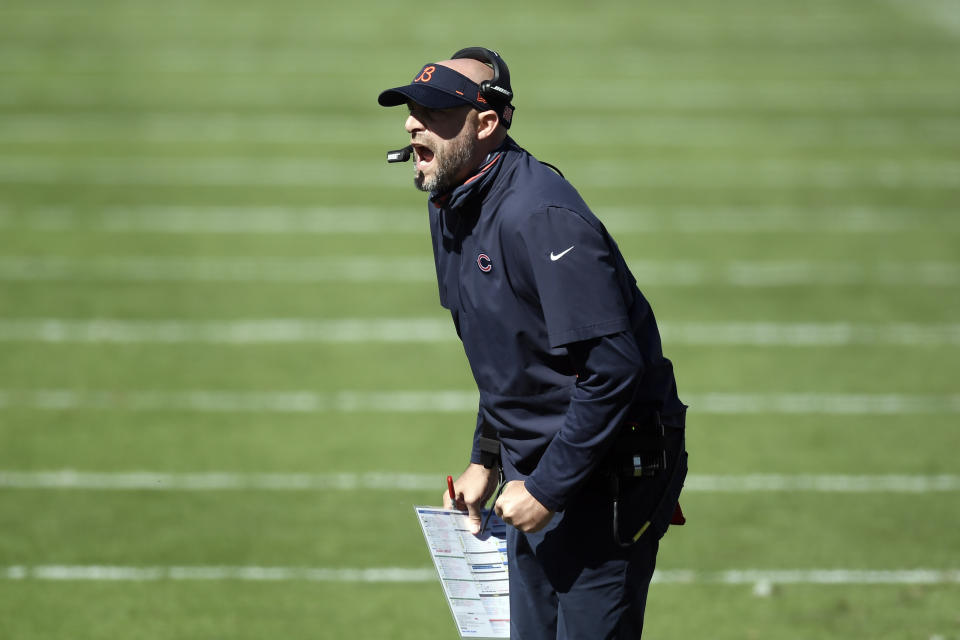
[442,463,499,534]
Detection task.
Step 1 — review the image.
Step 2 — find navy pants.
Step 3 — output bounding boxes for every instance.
[507,430,686,639]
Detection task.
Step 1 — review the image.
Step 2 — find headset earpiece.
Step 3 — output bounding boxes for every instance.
[451,46,514,107]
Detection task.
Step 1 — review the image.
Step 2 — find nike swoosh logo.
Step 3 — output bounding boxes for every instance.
[550,246,575,261]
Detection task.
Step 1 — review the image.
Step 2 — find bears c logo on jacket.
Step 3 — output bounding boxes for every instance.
[477,253,493,272]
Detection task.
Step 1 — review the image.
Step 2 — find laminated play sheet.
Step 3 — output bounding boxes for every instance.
[414,507,510,638]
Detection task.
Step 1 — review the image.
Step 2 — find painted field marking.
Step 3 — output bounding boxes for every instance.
[1,319,959,347]
[2,79,958,111]
[2,565,958,588]
[1,157,959,189]
[0,206,426,234]
[2,113,957,147]
[1,389,958,415]
[1,47,956,74]
[0,389,481,413]
[0,565,435,583]
[1,205,955,234]
[0,256,436,283]
[1,256,958,286]
[886,0,960,36]
[0,318,453,344]
[0,471,957,493]
[662,322,960,346]
[0,470,445,491]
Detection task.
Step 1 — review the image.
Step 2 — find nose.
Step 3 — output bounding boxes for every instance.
[405,112,424,135]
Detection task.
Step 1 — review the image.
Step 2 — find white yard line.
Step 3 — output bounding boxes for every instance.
[2,114,958,147]
[0,471,956,493]
[683,474,960,492]
[0,565,436,583]
[1,48,955,74]
[1,205,953,234]
[2,81,958,111]
[0,470,445,491]
[1,257,958,287]
[1,319,958,347]
[653,569,960,587]
[662,322,960,346]
[0,206,426,233]
[0,389,481,413]
[0,318,456,344]
[886,0,960,37]
[0,157,383,188]
[0,390,959,415]
[0,256,436,283]
[1,157,958,188]
[1,565,957,587]
[687,393,960,415]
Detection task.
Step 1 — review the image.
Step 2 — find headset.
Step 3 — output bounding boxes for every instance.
[450,46,515,115]
[387,47,532,166]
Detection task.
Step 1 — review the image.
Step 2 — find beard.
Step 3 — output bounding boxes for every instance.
[414,131,476,195]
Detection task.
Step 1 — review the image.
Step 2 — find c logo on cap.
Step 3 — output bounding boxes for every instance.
[477,253,492,273]
[414,66,436,83]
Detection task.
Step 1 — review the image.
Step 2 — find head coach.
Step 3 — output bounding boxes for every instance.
[378,47,689,639]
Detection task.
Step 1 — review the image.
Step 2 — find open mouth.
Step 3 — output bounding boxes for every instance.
[412,143,434,170]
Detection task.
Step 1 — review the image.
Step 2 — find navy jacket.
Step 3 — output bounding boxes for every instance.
[429,138,685,512]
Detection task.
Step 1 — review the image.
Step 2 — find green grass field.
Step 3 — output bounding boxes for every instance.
[1,0,959,638]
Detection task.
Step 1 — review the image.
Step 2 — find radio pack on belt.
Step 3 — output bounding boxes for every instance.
[604,410,688,547]
[612,414,667,478]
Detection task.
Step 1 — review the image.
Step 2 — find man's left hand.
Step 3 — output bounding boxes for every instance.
[494,480,554,533]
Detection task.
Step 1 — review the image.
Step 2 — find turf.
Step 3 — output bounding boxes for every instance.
[1,0,958,638]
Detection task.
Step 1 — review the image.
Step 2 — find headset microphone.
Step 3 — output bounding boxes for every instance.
[387,144,413,163]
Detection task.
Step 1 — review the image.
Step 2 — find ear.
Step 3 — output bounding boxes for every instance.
[475,109,501,141]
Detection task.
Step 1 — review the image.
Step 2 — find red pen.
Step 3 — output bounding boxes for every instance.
[447,475,456,502]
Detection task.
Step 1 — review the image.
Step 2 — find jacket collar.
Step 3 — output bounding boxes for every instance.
[431,137,520,211]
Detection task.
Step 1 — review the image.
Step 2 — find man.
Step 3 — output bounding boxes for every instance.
[378,48,688,639]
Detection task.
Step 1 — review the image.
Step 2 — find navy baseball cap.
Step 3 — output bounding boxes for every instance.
[378,63,513,128]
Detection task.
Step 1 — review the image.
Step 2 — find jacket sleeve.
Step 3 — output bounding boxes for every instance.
[469,407,486,465]
[523,330,644,512]
[518,206,631,348]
